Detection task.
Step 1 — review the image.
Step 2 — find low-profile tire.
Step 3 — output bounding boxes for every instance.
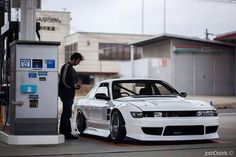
[76,109,86,135]
[110,110,126,143]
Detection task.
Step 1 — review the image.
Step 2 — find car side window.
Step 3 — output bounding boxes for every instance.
[95,83,110,97]
[156,84,172,95]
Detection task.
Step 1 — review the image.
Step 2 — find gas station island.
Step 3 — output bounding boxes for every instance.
[0,41,64,145]
[0,0,64,145]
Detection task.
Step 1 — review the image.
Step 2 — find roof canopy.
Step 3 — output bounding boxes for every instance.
[215,31,236,41]
[130,33,234,47]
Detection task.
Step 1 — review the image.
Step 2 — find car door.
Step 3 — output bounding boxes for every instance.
[83,83,99,120]
[87,82,110,130]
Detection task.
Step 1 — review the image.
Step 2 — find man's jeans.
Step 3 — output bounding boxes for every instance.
[59,98,73,136]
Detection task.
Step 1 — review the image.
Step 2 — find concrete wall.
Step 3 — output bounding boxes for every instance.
[142,40,171,58]
[120,60,146,78]
[148,58,172,84]
[120,58,172,84]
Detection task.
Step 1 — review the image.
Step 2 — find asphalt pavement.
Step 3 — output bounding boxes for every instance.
[1,95,236,157]
[0,109,235,157]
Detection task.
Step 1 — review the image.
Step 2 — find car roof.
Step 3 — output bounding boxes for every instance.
[99,78,163,84]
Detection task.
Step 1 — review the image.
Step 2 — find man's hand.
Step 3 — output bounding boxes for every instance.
[74,83,81,89]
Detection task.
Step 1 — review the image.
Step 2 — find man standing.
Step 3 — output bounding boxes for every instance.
[59,53,84,139]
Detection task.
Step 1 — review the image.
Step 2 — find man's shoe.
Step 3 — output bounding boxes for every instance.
[65,134,79,140]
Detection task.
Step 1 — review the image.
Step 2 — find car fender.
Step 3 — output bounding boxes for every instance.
[187,99,217,110]
[73,98,88,119]
[112,102,142,123]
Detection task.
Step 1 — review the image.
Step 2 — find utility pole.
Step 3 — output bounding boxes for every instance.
[130,45,134,78]
[20,0,37,40]
[163,0,166,34]
[205,28,215,40]
[141,0,144,35]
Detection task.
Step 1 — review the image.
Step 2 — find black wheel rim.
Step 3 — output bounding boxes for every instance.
[110,112,119,139]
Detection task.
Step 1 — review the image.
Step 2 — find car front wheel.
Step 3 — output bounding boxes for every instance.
[110,110,126,143]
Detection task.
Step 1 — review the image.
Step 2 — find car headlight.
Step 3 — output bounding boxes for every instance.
[196,110,217,116]
[154,112,162,117]
[130,112,143,118]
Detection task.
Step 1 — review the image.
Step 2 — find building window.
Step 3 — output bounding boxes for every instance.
[65,43,78,62]
[98,43,140,61]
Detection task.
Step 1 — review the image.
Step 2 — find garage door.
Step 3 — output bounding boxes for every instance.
[174,53,194,94]
[174,51,234,95]
[214,53,234,95]
[195,53,213,95]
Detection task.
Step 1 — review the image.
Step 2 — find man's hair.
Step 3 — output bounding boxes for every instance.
[70,53,84,61]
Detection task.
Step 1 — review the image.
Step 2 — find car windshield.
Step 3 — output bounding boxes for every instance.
[112,80,180,99]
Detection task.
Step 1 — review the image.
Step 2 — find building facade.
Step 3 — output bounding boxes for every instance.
[122,34,235,96]
[65,32,151,85]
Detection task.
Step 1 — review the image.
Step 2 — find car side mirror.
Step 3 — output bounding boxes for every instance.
[180,92,187,98]
[95,93,110,101]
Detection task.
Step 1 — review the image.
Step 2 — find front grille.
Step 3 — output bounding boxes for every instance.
[206,126,218,134]
[163,125,204,136]
[142,112,156,117]
[162,111,197,117]
[143,111,197,117]
[142,127,163,135]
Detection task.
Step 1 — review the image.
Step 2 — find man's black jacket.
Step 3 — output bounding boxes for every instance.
[59,62,77,99]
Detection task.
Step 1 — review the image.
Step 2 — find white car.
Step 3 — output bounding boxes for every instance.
[74,78,219,143]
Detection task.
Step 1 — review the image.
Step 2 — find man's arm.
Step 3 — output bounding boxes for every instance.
[61,63,73,89]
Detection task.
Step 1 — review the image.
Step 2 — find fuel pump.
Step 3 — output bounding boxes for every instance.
[9,41,60,135]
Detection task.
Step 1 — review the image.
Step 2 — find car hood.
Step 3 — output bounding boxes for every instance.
[116,96,214,111]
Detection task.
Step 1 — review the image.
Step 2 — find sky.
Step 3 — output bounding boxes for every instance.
[42,0,236,39]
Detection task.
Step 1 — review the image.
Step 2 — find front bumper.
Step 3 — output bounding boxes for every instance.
[125,116,219,141]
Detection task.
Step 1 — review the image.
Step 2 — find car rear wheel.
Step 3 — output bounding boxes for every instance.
[110,110,126,143]
[76,109,86,135]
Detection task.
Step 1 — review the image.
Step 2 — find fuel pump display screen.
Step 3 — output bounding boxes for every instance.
[32,59,43,68]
